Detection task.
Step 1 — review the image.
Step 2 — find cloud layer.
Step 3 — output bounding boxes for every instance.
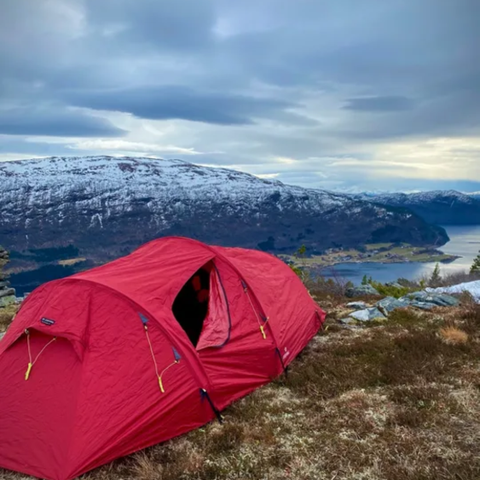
[1,0,479,191]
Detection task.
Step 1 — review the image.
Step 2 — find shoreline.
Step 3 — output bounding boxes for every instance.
[281,242,461,270]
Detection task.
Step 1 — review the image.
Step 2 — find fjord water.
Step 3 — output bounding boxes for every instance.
[322,225,480,285]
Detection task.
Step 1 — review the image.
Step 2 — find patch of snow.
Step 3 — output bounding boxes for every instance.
[426,280,480,303]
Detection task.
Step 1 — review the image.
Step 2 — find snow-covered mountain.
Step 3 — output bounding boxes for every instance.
[356,190,480,225]
[466,192,480,201]
[0,156,448,259]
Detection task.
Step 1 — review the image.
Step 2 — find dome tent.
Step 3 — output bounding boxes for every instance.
[0,237,326,480]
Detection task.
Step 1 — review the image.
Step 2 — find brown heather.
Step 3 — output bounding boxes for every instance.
[1,298,480,480]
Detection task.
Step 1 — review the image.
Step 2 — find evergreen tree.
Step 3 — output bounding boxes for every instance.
[293,245,309,283]
[429,263,441,287]
[471,250,480,275]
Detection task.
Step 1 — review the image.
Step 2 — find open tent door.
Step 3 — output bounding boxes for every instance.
[172,262,230,349]
[197,265,230,350]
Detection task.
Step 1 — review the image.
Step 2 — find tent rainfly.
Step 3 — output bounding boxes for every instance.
[0,236,326,480]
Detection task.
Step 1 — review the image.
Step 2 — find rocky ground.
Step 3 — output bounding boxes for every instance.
[1,278,480,480]
[0,247,15,306]
[0,248,18,338]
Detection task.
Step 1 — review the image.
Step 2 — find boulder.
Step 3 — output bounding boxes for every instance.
[346,301,369,310]
[350,307,386,322]
[0,332,5,341]
[376,296,411,313]
[406,291,459,308]
[429,294,459,307]
[345,284,379,298]
[0,295,16,308]
[0,288,15,299]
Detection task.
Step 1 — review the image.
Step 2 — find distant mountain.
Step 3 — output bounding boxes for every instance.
[0,156,448,262]
[466,192,480,201]
[356,190,480,225]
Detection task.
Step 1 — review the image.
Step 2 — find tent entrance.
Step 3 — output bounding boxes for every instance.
[172,264,212,347]
[172,261,231,349]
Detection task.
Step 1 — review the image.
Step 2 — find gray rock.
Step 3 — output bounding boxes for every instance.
[346,301,369,310]
[405,291,459,308]
[345,284,379,298]
[0,295,16,307]
[410,301,438,310]
[350,307,386,322]
[0,281,10,288]
[0,332,5,341]
[0,288,15,298]
[340,317,357,325]
[429,294,459,307]
[376,296,411,313]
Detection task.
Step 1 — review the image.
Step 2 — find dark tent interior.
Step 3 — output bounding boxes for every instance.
[172,264,211,346]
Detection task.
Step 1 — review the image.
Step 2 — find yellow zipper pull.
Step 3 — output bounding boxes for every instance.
[25,362,33,381]
[260,325,267,339]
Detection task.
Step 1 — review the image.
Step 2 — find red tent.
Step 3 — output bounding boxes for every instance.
[0,237,325,480]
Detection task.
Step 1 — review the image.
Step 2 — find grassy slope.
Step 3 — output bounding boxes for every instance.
[1,295,480,479]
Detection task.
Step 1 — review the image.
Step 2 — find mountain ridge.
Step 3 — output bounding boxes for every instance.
[0,156,448,260]
[355,190,480,225]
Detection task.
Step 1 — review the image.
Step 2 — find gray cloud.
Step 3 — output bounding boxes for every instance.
[67,86,310,126]
[0,0,479,190]
[84,0,216,51]
[343,96,415,112]
[0,105,124,137]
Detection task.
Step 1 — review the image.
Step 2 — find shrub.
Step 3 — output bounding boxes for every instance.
[307,273,352,303]
[387,308,422,328]
[460,293,480,333]
[0,305,17,331]
[370,281,411,298]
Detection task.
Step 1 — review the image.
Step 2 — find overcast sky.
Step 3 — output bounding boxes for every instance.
[1,0,479,192]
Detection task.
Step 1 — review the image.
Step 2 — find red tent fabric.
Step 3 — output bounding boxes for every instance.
[0,237,326,480]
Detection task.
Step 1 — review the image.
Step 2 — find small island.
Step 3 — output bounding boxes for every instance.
[281,242,460,268]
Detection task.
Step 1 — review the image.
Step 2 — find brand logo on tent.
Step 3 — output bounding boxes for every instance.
[282,347,290,361]
[40,318,55,326]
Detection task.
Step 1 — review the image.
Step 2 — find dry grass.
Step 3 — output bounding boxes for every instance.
[439,326,469,345]
[461,294,480,334]
[1,303,480,480]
